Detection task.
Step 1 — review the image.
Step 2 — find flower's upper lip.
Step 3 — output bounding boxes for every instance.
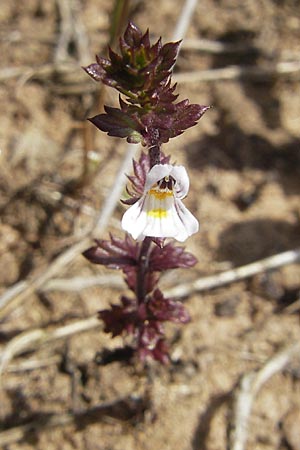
[143,164,189,199]
[144,165,174,192]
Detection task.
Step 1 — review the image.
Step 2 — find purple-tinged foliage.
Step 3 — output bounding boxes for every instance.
[99,296,137,337]
[136,101,209,146]
[83,234,197,274]
[89,102,143,144]
[84,233,194,363]
[124,265,159,294]
[138,335,169,364]
[150,242,197,271]
[148,289,190,324]
[83,234,195,294]
[85,22,180,99]
[82,234,138,269]
[99,289,190,364]
[85,22,209,147]
[123,151,170,204]
[89,91,209,147]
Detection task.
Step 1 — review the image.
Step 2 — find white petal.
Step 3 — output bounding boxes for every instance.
[142,191,175,238]
[121,198,147,240]
[169,165,190,199]
[143,164,173,192]
[173,199,199,241]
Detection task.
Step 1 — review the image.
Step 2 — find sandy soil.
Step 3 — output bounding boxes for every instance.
[0,1,300,449]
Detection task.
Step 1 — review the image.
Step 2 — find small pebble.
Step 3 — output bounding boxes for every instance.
[214,296,240,317]
[281,408,300,450]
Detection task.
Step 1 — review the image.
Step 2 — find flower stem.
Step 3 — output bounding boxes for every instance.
[135,143,162,303]
[149,145,161,167]
[136,237,152,303]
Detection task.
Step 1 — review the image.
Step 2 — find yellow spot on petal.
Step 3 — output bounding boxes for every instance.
[149,189,173,200]
[147,208,168,218]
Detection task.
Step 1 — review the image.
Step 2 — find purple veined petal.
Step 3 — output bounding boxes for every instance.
[172,198,199,241]
[169,165,190,199]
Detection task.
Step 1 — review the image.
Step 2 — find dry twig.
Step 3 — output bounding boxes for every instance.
[166,247,300,298]
[181,38,258,54]
[55,0,91,65]
[0,62,80,83]
[44,274,124,292]
[0,316,100,378]
[229,341,300,450]
[172,0,198,42]
[173,61,300,83]
[7,355,61,373]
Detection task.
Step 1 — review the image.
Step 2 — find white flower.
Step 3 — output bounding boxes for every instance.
[121,164,199,242]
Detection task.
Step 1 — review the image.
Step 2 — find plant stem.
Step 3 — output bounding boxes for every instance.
[135,143,162,302]
[136,237,152,303]
[135,144,162,302]
[149,145,161,167]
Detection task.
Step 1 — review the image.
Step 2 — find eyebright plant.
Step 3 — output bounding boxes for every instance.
[83,22,209,364]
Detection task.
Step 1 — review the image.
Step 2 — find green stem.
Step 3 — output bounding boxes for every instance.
[109,0,131,48]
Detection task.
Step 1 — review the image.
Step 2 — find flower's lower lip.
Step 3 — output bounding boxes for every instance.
[148,189,173,200]
[147,208,168,218]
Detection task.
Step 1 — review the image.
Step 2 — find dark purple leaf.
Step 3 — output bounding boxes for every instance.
[159,41,181,72]
[82,235,139,269]
[124,22,143,47]
[139,320,164,347]
[150,242,197,271]
[124,266,159,294]
[88,107,143,143]
[138,102,210,146]
[99,296,137,337]
[83,63,106,82]
[148,289,190,324]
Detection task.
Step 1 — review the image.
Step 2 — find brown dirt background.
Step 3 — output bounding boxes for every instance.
[1,1,300,449]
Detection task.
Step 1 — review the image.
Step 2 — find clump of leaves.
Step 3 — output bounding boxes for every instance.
[84,22,209,147]
[83,228,196,363]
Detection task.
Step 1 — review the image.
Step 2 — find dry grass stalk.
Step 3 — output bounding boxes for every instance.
[0,316,100,378]
[229,341,300,450]
[166,247,300,298]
